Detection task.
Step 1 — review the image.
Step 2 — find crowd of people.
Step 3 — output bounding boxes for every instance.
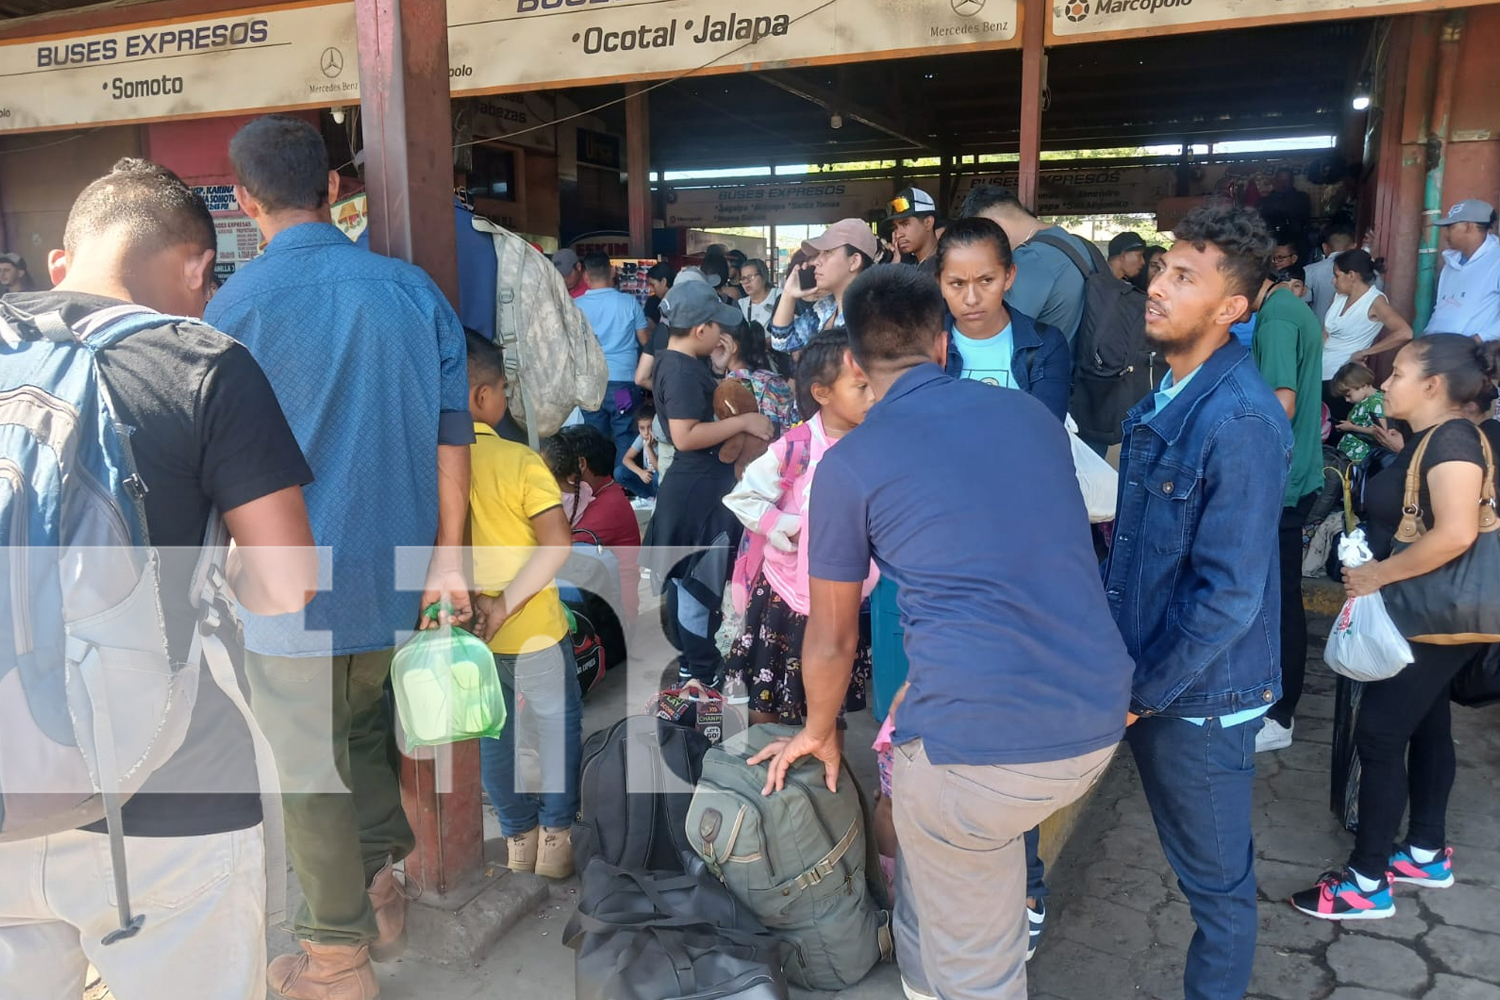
[1,116,1498,1000]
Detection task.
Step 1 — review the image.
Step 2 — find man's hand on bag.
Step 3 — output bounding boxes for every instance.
[421,551,472,628]
[748,726,841,796]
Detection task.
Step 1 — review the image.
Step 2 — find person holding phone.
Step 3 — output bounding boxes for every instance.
[768,219,878,354]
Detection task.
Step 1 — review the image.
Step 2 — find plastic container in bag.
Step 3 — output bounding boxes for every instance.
[392,604,507,752]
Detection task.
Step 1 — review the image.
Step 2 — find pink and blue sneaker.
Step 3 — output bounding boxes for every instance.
[1290,867,1395,921]
[1390,845,1454,888]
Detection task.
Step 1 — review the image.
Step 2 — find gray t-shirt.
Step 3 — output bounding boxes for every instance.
[1008,226,1088,344]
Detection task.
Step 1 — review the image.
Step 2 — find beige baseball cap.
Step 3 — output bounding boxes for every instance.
[802,218,879,260]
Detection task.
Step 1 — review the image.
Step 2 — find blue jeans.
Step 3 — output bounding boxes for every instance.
[1128,716,1259,1000]
[615,461,656,499]
[583,381,642,468]
[479,639,582,836]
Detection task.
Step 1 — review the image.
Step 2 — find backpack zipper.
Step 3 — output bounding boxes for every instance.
[0,460,29,655]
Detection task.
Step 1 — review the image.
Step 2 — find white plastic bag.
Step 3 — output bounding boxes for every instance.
[1324,529,1415,682]
[1065,414,1118,523]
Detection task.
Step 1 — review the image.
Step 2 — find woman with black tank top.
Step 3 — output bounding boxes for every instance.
[1293,334,1500,921]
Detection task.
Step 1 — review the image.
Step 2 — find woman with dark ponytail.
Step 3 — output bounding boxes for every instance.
[1293,333,1499,920]
[1323,250,1413,380]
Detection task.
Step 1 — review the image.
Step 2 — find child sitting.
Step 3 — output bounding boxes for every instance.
[722,332,877,731]
[465,331,581,881]
[618,407,660,499]
[561,424,642,624]
[540,433,589,524]
[1333,361,1386,464]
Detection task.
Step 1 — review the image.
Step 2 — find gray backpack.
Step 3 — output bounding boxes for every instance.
[686,724,892,991]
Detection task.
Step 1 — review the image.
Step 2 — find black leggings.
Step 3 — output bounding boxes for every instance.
[1349,642,1480,877]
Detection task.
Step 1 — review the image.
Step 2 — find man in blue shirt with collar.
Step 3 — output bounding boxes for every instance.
[206,115,473,998]
[1103,203,1292,1000]
[753,265,1133,1000]
[575,251,649,462]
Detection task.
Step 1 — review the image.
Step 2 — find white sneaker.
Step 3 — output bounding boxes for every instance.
[902,978,937,1000]
[1256,718,1293,753]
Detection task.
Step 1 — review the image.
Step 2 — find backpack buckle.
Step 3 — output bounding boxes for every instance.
[123,475,149,501]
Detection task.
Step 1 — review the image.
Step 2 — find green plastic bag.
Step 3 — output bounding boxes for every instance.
[392,604,507,752]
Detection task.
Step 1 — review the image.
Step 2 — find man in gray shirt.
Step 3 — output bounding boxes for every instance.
[961,185,1090,345]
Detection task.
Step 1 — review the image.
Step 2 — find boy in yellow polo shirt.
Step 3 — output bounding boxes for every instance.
[466,331,580,881]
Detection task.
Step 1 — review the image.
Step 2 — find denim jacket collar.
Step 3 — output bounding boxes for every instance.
[943,307,1046,378]
[1124,338,1251,447]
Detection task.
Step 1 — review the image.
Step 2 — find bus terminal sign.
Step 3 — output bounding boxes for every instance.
[0,1,357,132]
[0,0,1017,132]
[1050,0,1494,39]
[445,0,1018,92]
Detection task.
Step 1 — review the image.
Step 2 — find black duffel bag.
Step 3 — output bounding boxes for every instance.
[564,858,788,1000]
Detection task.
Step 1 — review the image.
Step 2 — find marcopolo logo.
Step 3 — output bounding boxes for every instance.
[1063,0,1192,22]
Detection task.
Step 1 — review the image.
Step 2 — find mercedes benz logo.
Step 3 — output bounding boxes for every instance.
[952,0,987,15]
[321,47,345,78]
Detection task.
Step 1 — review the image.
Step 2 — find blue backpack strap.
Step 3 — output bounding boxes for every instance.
[76,305,195,349]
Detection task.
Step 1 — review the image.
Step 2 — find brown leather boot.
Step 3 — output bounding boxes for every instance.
[268,942,379,1000]
[367,861,421,963]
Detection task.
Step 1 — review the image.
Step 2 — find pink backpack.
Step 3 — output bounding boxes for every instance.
[729,422,813,615]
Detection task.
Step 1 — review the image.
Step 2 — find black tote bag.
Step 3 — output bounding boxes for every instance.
[1384,421,1500,645]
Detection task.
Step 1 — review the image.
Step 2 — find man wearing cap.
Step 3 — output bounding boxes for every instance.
[1108,232,1148,284]
[769,218,878,353]
[887,187,941,276]
[553,249,587,300]
[643,281,774,684]
[1427,198,1500,342]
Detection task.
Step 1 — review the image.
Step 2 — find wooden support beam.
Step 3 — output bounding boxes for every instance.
[626,83,652,259]
[355,0,477,896]
[1018,0,1046,211]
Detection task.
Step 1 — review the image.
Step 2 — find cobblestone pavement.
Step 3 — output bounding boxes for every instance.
[1024,648,1500,1000]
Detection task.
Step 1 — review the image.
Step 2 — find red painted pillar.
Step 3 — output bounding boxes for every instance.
[355,0,481,896]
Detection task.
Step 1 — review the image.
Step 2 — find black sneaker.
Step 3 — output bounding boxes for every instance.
[1290,868,1395,920]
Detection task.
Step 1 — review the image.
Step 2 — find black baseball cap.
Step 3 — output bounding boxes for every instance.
[1108,232,1147,257]
[886,187,937,222]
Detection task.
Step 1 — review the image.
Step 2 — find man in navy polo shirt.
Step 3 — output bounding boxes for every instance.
[1103,203,1291,1000]
[753,265,1133,1000]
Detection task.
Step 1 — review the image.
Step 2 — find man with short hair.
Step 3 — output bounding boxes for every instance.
[205,114,473,999]
[1427,198,1500,342]
[1107,232,1148,283]
[0,250,35,292]
[0,158,318,1000]
[886,186,941,276]
[961,185,1091,345]
[1105,202,1292,1000]
[1249,257,1325,754]
[753,264,1133,1000]
[1303,223,1358,318]
[1271,239,1300,274]
[576,250,650,461]
[553,248,587,299]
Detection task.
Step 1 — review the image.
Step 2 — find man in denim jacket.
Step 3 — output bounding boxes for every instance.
[1102,204,1292,1000]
